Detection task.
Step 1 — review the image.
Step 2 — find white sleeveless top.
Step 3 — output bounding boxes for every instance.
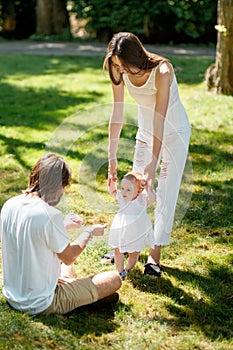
[122,65,190,145]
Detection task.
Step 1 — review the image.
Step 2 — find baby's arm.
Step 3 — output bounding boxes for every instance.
[108,177,117,198]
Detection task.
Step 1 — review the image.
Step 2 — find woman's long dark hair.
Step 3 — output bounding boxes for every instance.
[24,153,71,206]
[103,32,166,85]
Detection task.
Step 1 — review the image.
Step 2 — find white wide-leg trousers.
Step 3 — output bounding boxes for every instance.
[133,129,191,246]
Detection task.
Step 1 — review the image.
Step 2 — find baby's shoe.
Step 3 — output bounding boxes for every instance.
[119,269,129,279]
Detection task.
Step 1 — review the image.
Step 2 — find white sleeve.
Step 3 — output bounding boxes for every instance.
[137,191,148,207]
[45,212,70,253]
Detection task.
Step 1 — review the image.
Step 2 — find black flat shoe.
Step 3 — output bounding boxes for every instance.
[144,263,162,277]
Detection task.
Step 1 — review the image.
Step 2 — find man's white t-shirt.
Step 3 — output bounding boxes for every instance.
[0,194,69,314]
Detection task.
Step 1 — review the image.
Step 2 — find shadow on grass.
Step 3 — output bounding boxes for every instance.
[0,81,104,198]
[184,181,233,235]
[0,297,127,339]
[130,263,233,341]
[0,82,103,129]
[38,301,128,337]
[0,297,130,348]
[0,134,45,170]
[184,127,233,232]
[0,54,213,85]
[190,128,233,169]
[0,55,103,77]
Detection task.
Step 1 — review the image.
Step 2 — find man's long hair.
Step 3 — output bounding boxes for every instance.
[24,153,71,206]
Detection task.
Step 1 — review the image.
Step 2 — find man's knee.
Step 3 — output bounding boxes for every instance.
[91,271,122,299]
[111,271,122,289]
[101,270,122,289]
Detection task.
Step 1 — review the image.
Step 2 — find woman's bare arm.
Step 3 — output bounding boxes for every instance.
[108,81,125,182]
[144,62,171,181]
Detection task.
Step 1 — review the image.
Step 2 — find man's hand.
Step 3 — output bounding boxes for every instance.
[64,212,83,229]
[58,223,107,265]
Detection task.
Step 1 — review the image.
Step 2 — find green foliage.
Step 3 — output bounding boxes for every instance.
[0,52,232,349]
[0,0,36,39]
[0,0,217,43]
[72,0,217,43]
[30,28,72,42]
[168,0,216,41]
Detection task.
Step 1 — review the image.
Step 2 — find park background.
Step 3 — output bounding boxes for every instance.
[0,1,232,349]
[0,0,217,43]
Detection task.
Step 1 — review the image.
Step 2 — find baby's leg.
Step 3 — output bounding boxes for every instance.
[125,252,140,272]
[114,248,125,273]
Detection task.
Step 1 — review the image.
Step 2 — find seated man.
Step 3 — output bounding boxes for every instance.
[0,153,122,315]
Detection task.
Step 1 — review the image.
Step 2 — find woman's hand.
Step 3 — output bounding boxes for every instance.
[108,177,117,197]
[108,158,118,186]
[144,161,157,184]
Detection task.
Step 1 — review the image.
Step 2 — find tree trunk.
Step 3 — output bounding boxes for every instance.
[206,0,233,95]
[52,0,69,35]
[36,0,70,37]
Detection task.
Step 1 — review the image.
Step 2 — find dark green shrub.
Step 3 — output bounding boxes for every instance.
[0,0,36,39]
[72,0,217,44]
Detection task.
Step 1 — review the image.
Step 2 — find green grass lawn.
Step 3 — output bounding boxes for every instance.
[0,52,232,350]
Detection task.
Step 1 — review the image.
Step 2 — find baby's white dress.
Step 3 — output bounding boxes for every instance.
[108,190,155,253]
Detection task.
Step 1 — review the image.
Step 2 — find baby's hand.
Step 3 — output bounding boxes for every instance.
[146,179,156,205]
[64,212,83,229]
[91,223,107,236]
[140,178,147,188]
[108,178,117,197]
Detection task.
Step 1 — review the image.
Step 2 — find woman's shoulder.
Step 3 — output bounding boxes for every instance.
[155,60,174,86]
[157,60,173,75]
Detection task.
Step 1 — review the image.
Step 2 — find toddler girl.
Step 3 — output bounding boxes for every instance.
[108,172,155,278]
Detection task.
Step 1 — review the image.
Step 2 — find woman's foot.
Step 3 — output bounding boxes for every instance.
[101,250,115,264]
[144,263,162,277]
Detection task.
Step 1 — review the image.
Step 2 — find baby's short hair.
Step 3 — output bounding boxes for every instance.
[123,171,147,194]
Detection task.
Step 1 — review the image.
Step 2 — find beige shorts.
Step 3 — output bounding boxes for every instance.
[40,277,99,315]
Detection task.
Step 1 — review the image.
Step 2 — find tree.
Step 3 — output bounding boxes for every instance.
[206,0,233,95]
[74,0,216,43]
[36,0,70,37]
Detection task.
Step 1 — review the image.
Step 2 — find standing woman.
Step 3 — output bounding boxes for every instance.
[103,32,191,277]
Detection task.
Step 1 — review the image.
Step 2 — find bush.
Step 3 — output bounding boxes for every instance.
[0,0,36,39]
[72,0,217,44]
